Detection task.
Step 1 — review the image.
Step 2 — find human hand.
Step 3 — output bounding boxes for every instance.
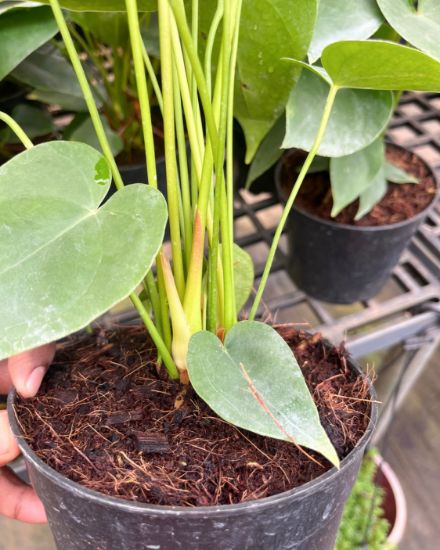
[0,344,55,523]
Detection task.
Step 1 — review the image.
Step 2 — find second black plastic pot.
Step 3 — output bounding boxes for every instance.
[276,145,439,304]
[8,347,376,550]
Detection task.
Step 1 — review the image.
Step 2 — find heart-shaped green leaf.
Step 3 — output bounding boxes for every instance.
[188,321,339,466]
[234,0,318,162]
[0,6,57,81]
[283,69,393,157]
[0,141,167,359]
[377,0,440,61]
[36,1,156,12]
[385,161,418,184]
[330,138,384,216]
[356,167,387,220]
[11,43,87,109]
[322,40,440,91]
[308,0,383,63]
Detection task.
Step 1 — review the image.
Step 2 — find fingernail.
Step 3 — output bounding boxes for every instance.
[0,414,11,455]
[25,366,46,397]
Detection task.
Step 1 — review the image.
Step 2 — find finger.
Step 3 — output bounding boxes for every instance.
[0,410,20,465]
[8,344,56,398]
[0,361,12,395]
[0,467,47,524]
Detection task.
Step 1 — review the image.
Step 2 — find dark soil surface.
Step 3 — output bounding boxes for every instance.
[280,145,437,227]
[15,326,372,507]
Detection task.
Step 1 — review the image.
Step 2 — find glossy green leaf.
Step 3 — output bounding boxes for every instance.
[12,44,88,109]
[65,114,123,157]
[322,40,440,91]
[377,0,440,61]
[36,1,155,12]
[283,69,393,157]
[188,321,339,466]
[0,7,57,81]
[245,117,284,189]
[308,0,383,63]
[233,244,254,313]
[0,2,41,15]
[0,141,167,359]
[355,168,387,220]
[0,104,55,144]
[384,161,418,184]
[330,139,384,216]
[234,0,318,162]
[70,12,129,46]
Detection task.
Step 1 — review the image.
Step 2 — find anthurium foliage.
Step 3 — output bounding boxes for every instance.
[188,321,340,466]
[0,141,167,359]
[11,1,440,466]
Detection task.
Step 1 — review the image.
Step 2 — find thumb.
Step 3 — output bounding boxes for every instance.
[8,344,55,398]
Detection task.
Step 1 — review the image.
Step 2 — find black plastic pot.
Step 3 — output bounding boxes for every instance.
[8,355,376,550]
[118,157,167,196]
[276,145,439,304]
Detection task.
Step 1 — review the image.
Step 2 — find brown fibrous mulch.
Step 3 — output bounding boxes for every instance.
[15,326,372,507]
[280,145,437,226]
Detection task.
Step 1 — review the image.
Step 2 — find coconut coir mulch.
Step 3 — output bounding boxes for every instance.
[280,145,437,226]
[15,326,371,507]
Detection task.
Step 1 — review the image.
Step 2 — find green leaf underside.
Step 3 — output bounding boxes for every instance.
[356,168,387,220]
[377,0,440,61]
[0,2,41,15]
[36,1,156,12]
[0,104,54,143]
[308,0,383,63]
[188,321,339,467]
[283,70,393,157]
[232,244,254,313]
[11,44,86,107]
[65,114,123,157]
[234,0,318,162]
[322,40,440,91]
[0,141,167,360]
[330,139,385,216]
[0,7,57,81]
[245,116,284,189]
[384,161,418,184]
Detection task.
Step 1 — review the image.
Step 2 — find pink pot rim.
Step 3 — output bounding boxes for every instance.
[374,454,407,545]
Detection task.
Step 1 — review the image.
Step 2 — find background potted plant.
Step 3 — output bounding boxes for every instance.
[245,0,440,304]
[6,1,439,549]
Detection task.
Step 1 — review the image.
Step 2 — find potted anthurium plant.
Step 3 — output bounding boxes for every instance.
[3,1,439,549]
[247,0,440,304]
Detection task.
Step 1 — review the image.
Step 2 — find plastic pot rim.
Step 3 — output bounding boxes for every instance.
[7,345,377,519]
[275,143,439,233]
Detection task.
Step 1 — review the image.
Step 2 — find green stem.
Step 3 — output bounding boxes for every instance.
[141,42,163,113]
[0,112,33,149]
[130,293,179,379]
[158,0,185,298]
[173,61,193,269]
[126,0,158,188]
[204,0,224,98]
[48,0,124,190]
[249,84,339,320]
